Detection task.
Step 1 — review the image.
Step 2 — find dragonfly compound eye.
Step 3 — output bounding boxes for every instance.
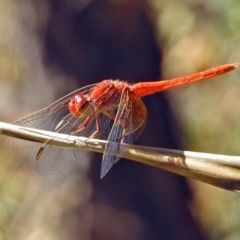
[69,94,89,117]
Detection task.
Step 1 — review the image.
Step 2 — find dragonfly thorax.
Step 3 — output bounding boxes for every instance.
[91,80,132,104]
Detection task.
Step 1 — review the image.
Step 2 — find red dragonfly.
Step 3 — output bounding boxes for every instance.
[1,63,238,178]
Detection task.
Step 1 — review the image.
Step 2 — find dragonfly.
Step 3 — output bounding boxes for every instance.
[1,63,238,178]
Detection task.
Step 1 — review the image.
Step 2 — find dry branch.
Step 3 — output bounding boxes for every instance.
[0,121,240,192]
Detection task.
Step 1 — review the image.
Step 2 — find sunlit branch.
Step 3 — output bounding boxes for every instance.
[0,121,240,192]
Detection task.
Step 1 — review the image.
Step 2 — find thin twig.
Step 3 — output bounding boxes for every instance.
[0,121,240,192]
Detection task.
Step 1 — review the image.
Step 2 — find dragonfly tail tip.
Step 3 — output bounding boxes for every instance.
[233,63,239,68]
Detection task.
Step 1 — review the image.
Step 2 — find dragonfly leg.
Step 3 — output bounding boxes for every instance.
[88,116,101,139]
[71,115,92,134]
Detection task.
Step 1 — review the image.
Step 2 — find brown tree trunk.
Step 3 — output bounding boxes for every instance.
[43,0,208,239]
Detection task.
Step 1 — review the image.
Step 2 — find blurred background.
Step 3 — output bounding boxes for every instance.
[0,0,240,239]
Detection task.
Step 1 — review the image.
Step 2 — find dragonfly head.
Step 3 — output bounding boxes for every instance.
[68,93,90,117]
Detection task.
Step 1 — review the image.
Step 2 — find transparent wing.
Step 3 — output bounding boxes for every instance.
[36,110,116,175]
[100,90,147,178]
[0,83,98,149]
[0,84,101,174]
[1,108,69,148]
[35,145,85,175]
[35,115,97,175]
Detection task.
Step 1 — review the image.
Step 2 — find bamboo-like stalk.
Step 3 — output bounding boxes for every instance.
[0,121,240,192]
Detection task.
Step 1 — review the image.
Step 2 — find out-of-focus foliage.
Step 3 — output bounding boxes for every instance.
[151,1,240,239]
[0,0,240,239]
[0,0,90,239]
